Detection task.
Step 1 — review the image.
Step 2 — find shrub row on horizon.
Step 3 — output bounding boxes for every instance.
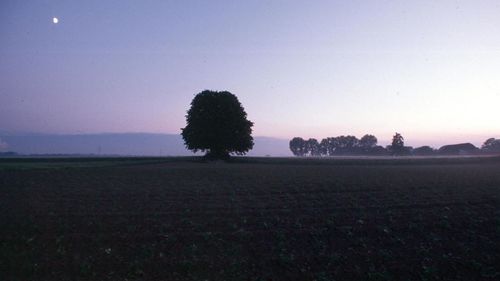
[289,134,500,157]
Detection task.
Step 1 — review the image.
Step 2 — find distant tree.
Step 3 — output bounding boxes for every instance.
[328,137,340,156]
[359,134,377,153]
[482,138,500,153]
[390,133,404,155]
[181,90,253,159]
[319,138,329,156]
[370,145,389,156]
[321,137,338,156]
[413,146,435,156]
[306,138,320,156]
[345,135,360,149]
[359,134,380,155]
[290,137,306,156]
[335,135,360,154]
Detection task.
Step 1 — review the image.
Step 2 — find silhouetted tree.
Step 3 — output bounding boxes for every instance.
[390,132,405,155]
[290,137,306,156]
[359,134,377,154]
[181,90,253,159]
[319,138,329,156]
[335,135,359,154]
[359,134,378,149]
[306,138,320,156]
[319,137,339,156]
[370,145,389,156]
[482,138,500,153]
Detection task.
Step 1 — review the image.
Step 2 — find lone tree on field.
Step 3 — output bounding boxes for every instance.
[391,132,405,155]
[181,90,254,159]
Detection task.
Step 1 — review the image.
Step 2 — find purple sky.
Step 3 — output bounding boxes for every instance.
[1,0,499,147]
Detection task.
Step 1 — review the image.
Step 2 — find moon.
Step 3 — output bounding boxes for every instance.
[52,17,59,24]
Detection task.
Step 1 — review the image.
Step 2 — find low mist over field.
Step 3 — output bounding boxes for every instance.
[0,133,290,156]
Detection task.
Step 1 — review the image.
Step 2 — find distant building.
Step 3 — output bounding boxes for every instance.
[438,143,479,155]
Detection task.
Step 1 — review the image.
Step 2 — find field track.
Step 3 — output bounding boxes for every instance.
[1,156,499,280]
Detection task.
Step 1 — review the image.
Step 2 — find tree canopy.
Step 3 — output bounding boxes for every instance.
[289,137,306,156]
[181,90,254,159]
[360,134,378,149]
[390,132,405,155]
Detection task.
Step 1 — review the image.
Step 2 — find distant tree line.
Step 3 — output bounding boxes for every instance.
[289,133,398,156]
[289,133,500,157]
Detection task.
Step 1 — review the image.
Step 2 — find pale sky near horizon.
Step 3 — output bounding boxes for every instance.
[1,0,499,147]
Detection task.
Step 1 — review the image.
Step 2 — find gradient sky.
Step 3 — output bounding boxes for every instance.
[1,0,499,147]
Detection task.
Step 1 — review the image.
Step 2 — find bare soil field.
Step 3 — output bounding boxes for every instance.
[1,157,499,280]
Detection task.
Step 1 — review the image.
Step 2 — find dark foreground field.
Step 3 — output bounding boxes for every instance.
[1,157,499,280]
